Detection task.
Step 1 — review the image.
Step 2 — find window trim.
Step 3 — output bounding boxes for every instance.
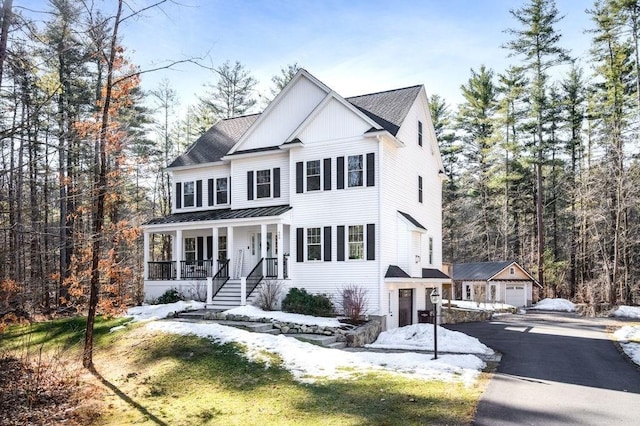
[418,175,423,203]
[347,154,364,188]
[418,120,423,147]
[184,237,196,261]
[218,235,227,261]
[216,177,229,205]
[256,169,272,199]
[306,227,322,261]
[183,181,195,208]
[348,225,364,260]
[428,237,433,265]
[306,160,321,192]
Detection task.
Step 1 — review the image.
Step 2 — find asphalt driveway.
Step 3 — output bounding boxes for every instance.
[445,311,640,425]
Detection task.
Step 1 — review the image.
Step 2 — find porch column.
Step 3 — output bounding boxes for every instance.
[176,229,183,280]
[211,226,219,273]
[227,226,235,278]
[260,223,267,276]
[277,223,284,279]
[143,231,150,280]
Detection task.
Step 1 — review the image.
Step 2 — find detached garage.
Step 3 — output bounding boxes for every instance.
[452,261,541,307]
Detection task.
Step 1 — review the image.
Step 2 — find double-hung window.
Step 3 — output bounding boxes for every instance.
[429,237,433,264]
[183,181,195,207]
[306,160,321,191]
[307,228,321,261]
[218,235,227,261]
[418,120,423,146]
[348,225,364,259]
[184,237,196,262]
[256,170,271,198]
[216,177,228,204]
[418,176,423,203]
[347,155,363,187]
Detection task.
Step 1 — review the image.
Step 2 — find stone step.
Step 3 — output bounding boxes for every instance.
[177,311,206,320]
[326,341,347,349]
[293,333,338,347]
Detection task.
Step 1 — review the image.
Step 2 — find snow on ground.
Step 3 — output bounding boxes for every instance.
[366,323,493,355]
[614,325,640,366]
[446,300,516,312]
[224,305,342,328]
[530,298,576,312]
[612,305,640,319]
[125,300,206,323]
[146,320,485,385]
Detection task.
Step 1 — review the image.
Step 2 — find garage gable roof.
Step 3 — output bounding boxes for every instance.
[453,261,541,287]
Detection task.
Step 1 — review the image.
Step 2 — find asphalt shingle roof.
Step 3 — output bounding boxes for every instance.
[166,84,422,168]
[167,114,260,168]
[385,265,450,279]
[398,211,427,230]
[452,261,514,281]
[145,205,292,225]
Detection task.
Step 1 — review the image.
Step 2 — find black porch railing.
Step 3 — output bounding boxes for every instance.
[180,259,214,279]
[246,259,264,299]
[264,256,289,279]
[211,259,230,299]
[148,261,176,280]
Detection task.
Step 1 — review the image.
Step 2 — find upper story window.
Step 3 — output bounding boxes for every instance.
[418,120,423,147]
[510,267,515,275]
[216,178,228,204]
[256,169,271,198]
[348,225,364,259]
[418,175,423,203]
[429,237,433,264]
[348,155,363,187]
[183,181,195,207]
[307,227,321,261]
[307,160,321,191]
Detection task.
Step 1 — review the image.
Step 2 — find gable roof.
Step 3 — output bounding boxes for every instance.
[167,74,423,169]
[452,261,540,287]
[346,85,422,136]
[168,114,259,168]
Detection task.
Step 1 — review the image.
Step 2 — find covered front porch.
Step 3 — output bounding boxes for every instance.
[142,206,292,302]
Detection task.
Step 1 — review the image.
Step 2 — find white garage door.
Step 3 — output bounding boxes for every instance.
[505,285,525,307]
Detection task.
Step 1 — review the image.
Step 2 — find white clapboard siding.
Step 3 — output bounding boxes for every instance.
[231,153,290,209]
[171,164,231,214]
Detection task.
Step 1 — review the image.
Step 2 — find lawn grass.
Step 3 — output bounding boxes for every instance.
[1,318,487,425]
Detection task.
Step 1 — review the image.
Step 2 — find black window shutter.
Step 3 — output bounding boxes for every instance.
[323,158,331,190]
[337,156,345,189]
[197,236,204,260]
[228,176,231,203]
[418,176,423,203]
[367,223,375,260]
[176,182,182,209]
[366,153,375,187]
[273,168,281,198]
[207,236,213,259]
[196,180,203,207]
[296,228,304,262]
[296,162,303,193]
[337,226,345,261]
[324,226,332,261]
[247,171,254,200]
[208,179,214,206]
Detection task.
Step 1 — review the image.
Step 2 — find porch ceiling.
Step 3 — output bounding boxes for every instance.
[144,205,292,226]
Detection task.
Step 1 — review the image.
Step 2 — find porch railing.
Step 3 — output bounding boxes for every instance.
[180,259,214,280]
[246,258,264,299]
[264,256,289,279]
[211,259,230,299]
[148,261,176,280]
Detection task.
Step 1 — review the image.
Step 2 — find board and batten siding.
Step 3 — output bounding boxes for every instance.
[238,75,328,152]
[171,164,231,213]
[230,153,290,209]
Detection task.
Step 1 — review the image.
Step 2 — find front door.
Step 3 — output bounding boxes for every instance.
[398,289,413,327]
[250,232,273,265]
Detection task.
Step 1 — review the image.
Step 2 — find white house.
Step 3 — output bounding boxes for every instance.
[142,69,450,329]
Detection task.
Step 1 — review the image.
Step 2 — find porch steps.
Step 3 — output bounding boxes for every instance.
[292,333,347,349]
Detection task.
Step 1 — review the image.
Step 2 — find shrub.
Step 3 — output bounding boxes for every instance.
[155,288,183,305]
[337,284,369,322]
[254,280,284,311]
[282,288,334,317]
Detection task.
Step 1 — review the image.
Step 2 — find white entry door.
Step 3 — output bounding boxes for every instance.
[250,232,273,265]
[505,285,525,307]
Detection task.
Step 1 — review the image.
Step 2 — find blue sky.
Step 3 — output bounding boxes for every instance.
[24,0,595,112]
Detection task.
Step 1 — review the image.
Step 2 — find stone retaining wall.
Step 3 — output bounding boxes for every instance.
[202,311,383,347]
[441,307,493,324]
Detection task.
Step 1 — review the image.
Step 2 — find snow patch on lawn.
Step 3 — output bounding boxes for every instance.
[224,305,342,328]
[146,320,485,385]
[612,305,640,319]
[125,300,206,323]
[614,325,640,367]
[366,324,493,355]
[531,298,576,312]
